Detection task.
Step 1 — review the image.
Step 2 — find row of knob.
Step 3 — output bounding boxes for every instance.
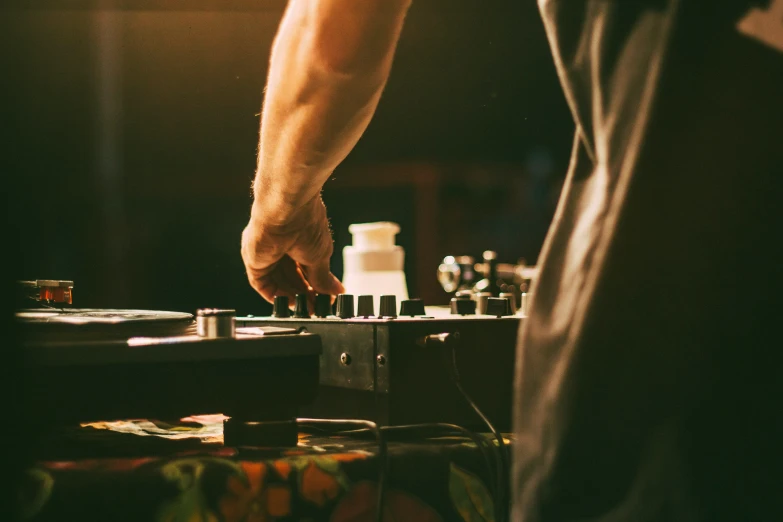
[271,292,517,318]
[272,294,426,319]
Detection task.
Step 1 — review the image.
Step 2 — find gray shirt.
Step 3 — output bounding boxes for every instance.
[513,1,783,520]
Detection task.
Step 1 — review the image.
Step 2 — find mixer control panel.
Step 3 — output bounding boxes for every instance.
[238,293,522,430]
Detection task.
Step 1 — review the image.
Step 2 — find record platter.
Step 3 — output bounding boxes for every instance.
[16,308,196,344]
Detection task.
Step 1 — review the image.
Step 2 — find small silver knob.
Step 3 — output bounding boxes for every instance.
[520,292,531,316]
[474,292,492,315]
[499,292,517,314]
[196,309,236,339]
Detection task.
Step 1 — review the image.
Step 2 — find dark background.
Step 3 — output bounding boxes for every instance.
[4,0,573,315]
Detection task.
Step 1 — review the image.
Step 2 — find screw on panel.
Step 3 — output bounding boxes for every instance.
[340,353,352,366]
[376,355,386,366]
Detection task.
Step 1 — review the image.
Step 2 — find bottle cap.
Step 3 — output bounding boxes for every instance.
[348,222,400,251]
[344,222,404,272]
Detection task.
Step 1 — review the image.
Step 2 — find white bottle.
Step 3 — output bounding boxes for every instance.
[342,222,409,315]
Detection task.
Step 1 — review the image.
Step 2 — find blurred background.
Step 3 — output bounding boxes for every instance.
[4,0,573,315]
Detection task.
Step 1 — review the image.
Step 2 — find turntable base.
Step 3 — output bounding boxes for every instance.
[19,308,323,444]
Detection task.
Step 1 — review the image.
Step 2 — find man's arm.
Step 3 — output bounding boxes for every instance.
[242,0,412,303]
[254,0,412,219]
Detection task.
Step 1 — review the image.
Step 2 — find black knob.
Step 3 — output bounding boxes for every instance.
[314,294,332,318]
[485,297,513,317]
[400,298,426,317]
[293,294,310,318]
[272,296,290,318]
[336,294,355,319]
[379,295,397,318]
[450,295,476,315]
[357,295,374,318]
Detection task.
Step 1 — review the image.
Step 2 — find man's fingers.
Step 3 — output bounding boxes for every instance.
[247,271,291,304]
[280,256,311,300]
[247,256,309,304]
[247,274,277,304]
[302,261,345,297]
[249,276,302,305]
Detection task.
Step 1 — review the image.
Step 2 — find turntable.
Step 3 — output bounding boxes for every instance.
[17,281,322,447]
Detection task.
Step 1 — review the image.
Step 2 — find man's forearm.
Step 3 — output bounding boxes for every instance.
[253,0,411,223]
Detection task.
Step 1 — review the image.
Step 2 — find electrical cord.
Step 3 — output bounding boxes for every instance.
[296,418,386,522]
[297,420,501,522]
[382,423,498,499]
[454,378,507,520]
[334,422,501,521]
[422,332,509,522]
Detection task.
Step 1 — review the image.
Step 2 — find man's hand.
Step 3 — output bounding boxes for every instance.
[241,195,344,304]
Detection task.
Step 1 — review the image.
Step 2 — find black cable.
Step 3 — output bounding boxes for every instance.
[380,423,501,522]
[453,378,507,519]
[334,422,499,512]
[422,332,509,522]
[297,420,501,522]
[296,418,386,522]
[383,424,496,493]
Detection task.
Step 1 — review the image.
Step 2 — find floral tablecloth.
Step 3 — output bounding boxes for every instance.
[18,416,507,522]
